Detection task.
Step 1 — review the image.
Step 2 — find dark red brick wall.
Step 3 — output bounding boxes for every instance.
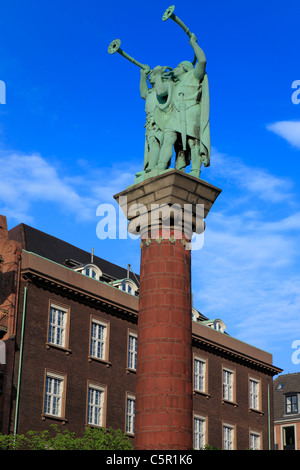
[12,281,138,437]
[192,347,274,450]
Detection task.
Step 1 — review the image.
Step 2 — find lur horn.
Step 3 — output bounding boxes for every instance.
[108,39,149,71]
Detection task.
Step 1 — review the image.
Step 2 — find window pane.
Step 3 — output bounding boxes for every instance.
[126,397,135,434]
[223,370,233,401]
[194,359,205,392]
[223,425,234,450]
[194,417,205,449]
[128,334,137,370]
[88,386,104,426]
[49,306,66,347]
[90,321,107,360]
[250,432,260,450]
[44,375,63,417]
[250,379,259,409]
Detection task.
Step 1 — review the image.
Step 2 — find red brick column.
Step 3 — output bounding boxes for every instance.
[134,227,193,450]
[114,170,221,450]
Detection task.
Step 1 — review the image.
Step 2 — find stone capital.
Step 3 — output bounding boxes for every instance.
[114,170,221,238]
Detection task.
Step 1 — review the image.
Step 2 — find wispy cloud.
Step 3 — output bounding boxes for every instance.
[192,150,300,365]
[267,120,300,150]
[211,149,294,203]
[0,150,135,223]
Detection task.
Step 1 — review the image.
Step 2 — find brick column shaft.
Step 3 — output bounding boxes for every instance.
[113,170,222,450]
[134,228,193,450]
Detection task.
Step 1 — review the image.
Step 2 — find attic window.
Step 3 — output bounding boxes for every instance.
[277,383,285,391]
[74,264,102,281]
[285,394,298,414]
[192,308,201,322]
[111,278,138,295]
[202,319,226,333]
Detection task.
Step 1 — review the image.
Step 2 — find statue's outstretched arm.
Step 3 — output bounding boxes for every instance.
[152,68,169,97]
[140,65,151,100]
[189,33,206,80]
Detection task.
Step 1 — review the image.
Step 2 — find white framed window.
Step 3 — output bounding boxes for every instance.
[111,278,138,296]
[126,395,135,434]
[75,264,102,281]
[90,319,108,361]
[250,431,261,450]
[44,371,65,418]
[194,357,206,393]
[249,378,260,410]
[128,332,137,370]
[87,383,106,427]
[223,424,234,450]
[223,368,234,402]
[194,416,206,449]
[48,303,68,348]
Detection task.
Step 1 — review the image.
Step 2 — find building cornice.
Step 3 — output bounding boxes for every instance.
[21,250,138,322]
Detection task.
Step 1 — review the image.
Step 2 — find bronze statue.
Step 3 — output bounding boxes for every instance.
[108,5,211,182]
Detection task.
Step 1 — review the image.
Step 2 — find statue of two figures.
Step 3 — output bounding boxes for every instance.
[136,33,210,183]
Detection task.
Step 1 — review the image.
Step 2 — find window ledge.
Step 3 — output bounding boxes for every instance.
[88,356,112,367]
[249,408,264,416]
[41,413,68,424]
[45,343,72,355]
[222,399,238,407]
[126,368,136,374]
[193,390,210,399]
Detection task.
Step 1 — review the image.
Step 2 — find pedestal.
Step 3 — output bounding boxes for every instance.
[114,170,221,450]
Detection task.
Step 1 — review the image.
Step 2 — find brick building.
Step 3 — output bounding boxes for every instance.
[0,215,281,449]
[274,373,300,450]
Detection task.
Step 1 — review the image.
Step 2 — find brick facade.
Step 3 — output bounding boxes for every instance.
[0,217,281,449]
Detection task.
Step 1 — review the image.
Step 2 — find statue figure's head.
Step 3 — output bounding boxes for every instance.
[149,66,173,85]
[173,61,193,80]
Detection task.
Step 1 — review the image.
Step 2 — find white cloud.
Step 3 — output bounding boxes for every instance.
[0,150,135,223]
[267,121,300,149]
[211,149,294,203]
[192,150,300,360]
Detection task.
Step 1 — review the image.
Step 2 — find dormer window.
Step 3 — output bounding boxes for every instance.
[202,319,226,333]
[285,394,299,414]
[111,278,138,296]
[192,308,201,322]
[74,264,102,281]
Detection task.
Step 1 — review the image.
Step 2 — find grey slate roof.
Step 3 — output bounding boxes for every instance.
[273,373,300,421]
[8,223,140,284]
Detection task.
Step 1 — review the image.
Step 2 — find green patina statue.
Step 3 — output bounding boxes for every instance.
[108,5,210,183]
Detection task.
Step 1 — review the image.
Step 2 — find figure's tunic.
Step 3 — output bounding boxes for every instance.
[154,70,211,167]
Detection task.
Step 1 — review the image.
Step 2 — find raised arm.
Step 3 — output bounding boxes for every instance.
[140,65,151,100]
[189,33,207,81]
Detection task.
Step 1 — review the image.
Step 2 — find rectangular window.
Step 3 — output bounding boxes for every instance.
[194,357,206,393]
[44,372,65,418]
[90,319,108,360]
[223,369,233,402]
[128,332,137,370]
[285,395,298,414]
[250,431,261,450]
[126,395,135,434]
[223,424,234,450]
[87,384,105,427]
[249,378,260,410]
[48,304,68,347]
[194,416,206,449]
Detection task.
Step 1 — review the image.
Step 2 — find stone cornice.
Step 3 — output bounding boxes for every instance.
[21,250,138,321]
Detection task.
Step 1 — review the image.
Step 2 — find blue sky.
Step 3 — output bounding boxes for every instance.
[1,0,300,375]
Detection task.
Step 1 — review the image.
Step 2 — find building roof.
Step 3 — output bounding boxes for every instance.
[273,373,300,422]
[8,223,139,284]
